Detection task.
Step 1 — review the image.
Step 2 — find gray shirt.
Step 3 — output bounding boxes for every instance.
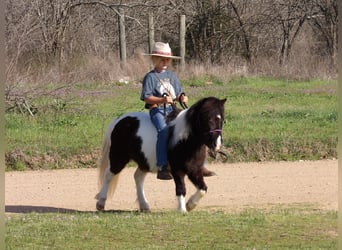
[141,70,182,103]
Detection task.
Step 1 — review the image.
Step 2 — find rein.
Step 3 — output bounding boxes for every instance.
[168,92,188,112]
[178,92,188,109]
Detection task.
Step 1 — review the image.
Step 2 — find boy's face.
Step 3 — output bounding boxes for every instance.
[153,56,171,72]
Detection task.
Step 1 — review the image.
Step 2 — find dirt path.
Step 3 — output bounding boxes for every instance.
[5,160,337,213]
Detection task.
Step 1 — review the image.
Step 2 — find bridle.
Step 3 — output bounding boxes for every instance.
[208,129,223,134]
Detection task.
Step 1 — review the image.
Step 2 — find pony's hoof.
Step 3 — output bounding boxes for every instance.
[186,202,197,212]
[203,168,217,177]
[96,201,105,211]
[140,208,151,213]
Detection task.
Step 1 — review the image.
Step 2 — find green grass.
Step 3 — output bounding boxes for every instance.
[222,77,337,161]
[5,77,337,170]
[5,206,337,249]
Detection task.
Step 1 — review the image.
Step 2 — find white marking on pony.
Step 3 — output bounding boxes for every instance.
[215,135,222,151]
[110,112,158,172]
[169,109,190,147]
[177,195,187,213]
[134,112,158,172]
[216,114,222,150]
[186,189,206,211]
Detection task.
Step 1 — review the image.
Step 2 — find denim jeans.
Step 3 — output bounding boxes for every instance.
[149,106,173,168]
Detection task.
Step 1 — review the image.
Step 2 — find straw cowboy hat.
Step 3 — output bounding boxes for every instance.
[144,42,181,59]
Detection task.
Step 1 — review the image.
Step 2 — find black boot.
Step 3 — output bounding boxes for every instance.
[157,165,173,180]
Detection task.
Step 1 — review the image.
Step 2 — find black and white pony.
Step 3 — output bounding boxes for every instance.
[95,97,226,212]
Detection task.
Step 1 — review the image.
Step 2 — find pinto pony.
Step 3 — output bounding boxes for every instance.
[95,97,226,212]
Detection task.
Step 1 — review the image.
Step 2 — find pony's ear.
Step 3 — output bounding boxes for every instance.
[220,98,227,105]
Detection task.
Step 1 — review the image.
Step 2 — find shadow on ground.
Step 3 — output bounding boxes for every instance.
[5,205,138,214]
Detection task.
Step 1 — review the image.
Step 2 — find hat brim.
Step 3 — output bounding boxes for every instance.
[143,53,182,59]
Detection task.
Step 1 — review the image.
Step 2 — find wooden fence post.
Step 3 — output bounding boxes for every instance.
[148,13,155,53]
[179,15,186,69]
[118,8,126,66]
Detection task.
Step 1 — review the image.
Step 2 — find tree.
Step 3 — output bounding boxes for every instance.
[308,0,337,66]
[5,0,337,82]
[263,0,309,65]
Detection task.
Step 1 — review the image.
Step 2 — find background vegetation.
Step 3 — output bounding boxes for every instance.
[6,0,337,86]
[5,76,337,171]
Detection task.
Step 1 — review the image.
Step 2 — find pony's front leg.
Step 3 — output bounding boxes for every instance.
[173,173,187,213]
[134,168,150,212]
[186,189,207,211]
[186,174,208,211]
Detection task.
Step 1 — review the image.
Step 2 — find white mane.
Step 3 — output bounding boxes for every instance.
[169,109,191,147]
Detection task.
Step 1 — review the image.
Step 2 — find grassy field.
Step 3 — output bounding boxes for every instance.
[5,76,337,170]
[5,206,337,249]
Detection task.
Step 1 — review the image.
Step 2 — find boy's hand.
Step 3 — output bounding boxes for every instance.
[179,95,188,103]
[164,95,173,104]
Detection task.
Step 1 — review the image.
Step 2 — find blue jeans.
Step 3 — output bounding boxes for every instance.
[149,106,173,169]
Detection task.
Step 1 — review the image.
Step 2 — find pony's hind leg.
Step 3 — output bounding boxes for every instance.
[95,167,118,211]
[134,168,150,212]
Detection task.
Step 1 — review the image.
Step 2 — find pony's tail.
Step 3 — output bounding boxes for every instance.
[96,122,120,199]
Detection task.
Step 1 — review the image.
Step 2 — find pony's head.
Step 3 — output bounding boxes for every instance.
[187,97,226,151]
